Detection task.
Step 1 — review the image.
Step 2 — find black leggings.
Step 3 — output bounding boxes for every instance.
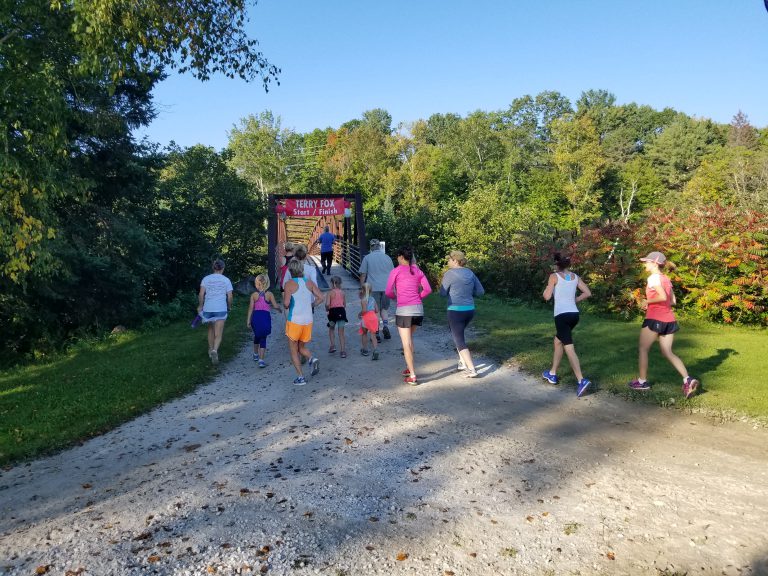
[447,309,475,351]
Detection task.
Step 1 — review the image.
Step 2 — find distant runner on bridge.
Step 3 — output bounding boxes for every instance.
[315,226,337,275]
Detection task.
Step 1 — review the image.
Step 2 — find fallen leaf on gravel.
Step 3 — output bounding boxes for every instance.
[206,566,216,573]
[469,552,477,558]
[260,565,268,574]
[542,512,550,517]
[65,569,85,576]
[396,552,408,561]
[365,545,375,551]
[564,522,581,535]
[526,515,534,522]
[265,492,275,498]
[344,437,353,445]
[221,543,231,549]
[606,552,616,560]
[132,531,152,541]
[445,571,455,576]
[148,555,161,563]
[35,566,51,575]
[553,495,560,499]
[81,483,92,489]
[159,541,171,548]
[240,488,251,495]
[182,444,201,452]
[490,519,498,524]
[368,516,379,522]
[303,511,313,518]
[240,564,252,572]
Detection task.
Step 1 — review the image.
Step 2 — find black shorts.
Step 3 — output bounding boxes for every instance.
[642,319,679,335]
[327,307,348,327]
[554,312,580,345]
[395,315,423,328]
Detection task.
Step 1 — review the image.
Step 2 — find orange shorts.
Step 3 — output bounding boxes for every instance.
[285,321,312,343]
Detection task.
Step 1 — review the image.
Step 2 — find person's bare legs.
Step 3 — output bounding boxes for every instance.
[550,337,564,375]
[398,325,417,376]
[328,325,336,351]
[638,327,658,381]
[212,319,225,352]
[207,323,215,353]
[288,339,303,376]
[338,326,346,354]
[563,343,584,381]
[658,334,689,378]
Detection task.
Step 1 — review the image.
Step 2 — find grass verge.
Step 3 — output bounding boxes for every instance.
[0,296,249,466]
[424,294,768,421]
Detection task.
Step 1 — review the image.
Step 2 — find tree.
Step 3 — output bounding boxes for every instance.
[1,0,278,284]
[227,111,298,197]
[728,111,758,150]
[551,114,607,229]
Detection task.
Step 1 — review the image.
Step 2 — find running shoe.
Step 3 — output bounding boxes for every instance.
[464,370,479,378]
[576,378,591,397]
[376,332,382,343]
[457,359,466,371]
[310,357,320,376]
[258,360,266,369]
[382,325,391,340]
[340,351,347,358]
[401,367,411,376]
[361,348,370,356]
[372,349,379,361]
[293,376,307,386]
[210,350,219,365]
[404,375,418,386]
[252,353,259,361]
[628,379,650,391]
[328,346,336,354]
[542,370,558,385]
[682,377,699,399]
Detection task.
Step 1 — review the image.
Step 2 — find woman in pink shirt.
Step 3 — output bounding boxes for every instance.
[385,246,432,385]
[629,251,699,399]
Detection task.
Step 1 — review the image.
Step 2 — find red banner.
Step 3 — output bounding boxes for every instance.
[280,197,346,217]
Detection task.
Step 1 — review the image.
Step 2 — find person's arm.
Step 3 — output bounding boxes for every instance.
[197,285,206,313]
[575,277,591,303]
[283,281,296,308]
[266,291,282,312]
[645,275,667,304]
[384,269,397,299]
[473,274,485,297]
[325,291,332,310]
[439,272,449,297]
[543,273,557,301]
[307,280,324,308]
[358,257,367,286]
[226,290,233,312]
[418,270,432,299]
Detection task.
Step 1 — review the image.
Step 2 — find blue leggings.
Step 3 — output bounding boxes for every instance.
[447,309,475,351]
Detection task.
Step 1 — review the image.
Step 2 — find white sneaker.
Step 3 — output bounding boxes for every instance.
[457,358,466,371]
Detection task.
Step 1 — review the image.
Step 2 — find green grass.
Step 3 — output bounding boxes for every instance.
[424,294,768,421]
[0,296,249,465]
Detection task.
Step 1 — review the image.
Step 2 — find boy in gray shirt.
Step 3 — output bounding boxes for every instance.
[358,239,395,339]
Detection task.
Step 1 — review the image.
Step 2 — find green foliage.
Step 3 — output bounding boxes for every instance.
[635,205,768,325]
[0,295,248,464]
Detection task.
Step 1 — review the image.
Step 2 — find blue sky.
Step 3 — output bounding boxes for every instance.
[136,0,768,150]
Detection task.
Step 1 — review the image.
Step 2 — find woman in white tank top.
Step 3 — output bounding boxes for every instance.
[541,253,592,397]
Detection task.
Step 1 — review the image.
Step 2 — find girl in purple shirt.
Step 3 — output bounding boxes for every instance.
[385,246,432,385]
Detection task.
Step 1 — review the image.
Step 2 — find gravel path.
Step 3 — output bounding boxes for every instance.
[2,279,767,576]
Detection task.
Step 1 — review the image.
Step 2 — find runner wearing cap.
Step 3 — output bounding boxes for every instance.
[358,238,395,340]
[629,251,700,399]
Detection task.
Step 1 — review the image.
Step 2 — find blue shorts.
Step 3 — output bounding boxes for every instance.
[202,311,228,323]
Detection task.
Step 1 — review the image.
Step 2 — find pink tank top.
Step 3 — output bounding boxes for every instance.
[328,289,344,308]
[253,292,271,312]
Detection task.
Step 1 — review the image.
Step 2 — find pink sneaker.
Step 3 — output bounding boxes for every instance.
[683,377,699,399]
